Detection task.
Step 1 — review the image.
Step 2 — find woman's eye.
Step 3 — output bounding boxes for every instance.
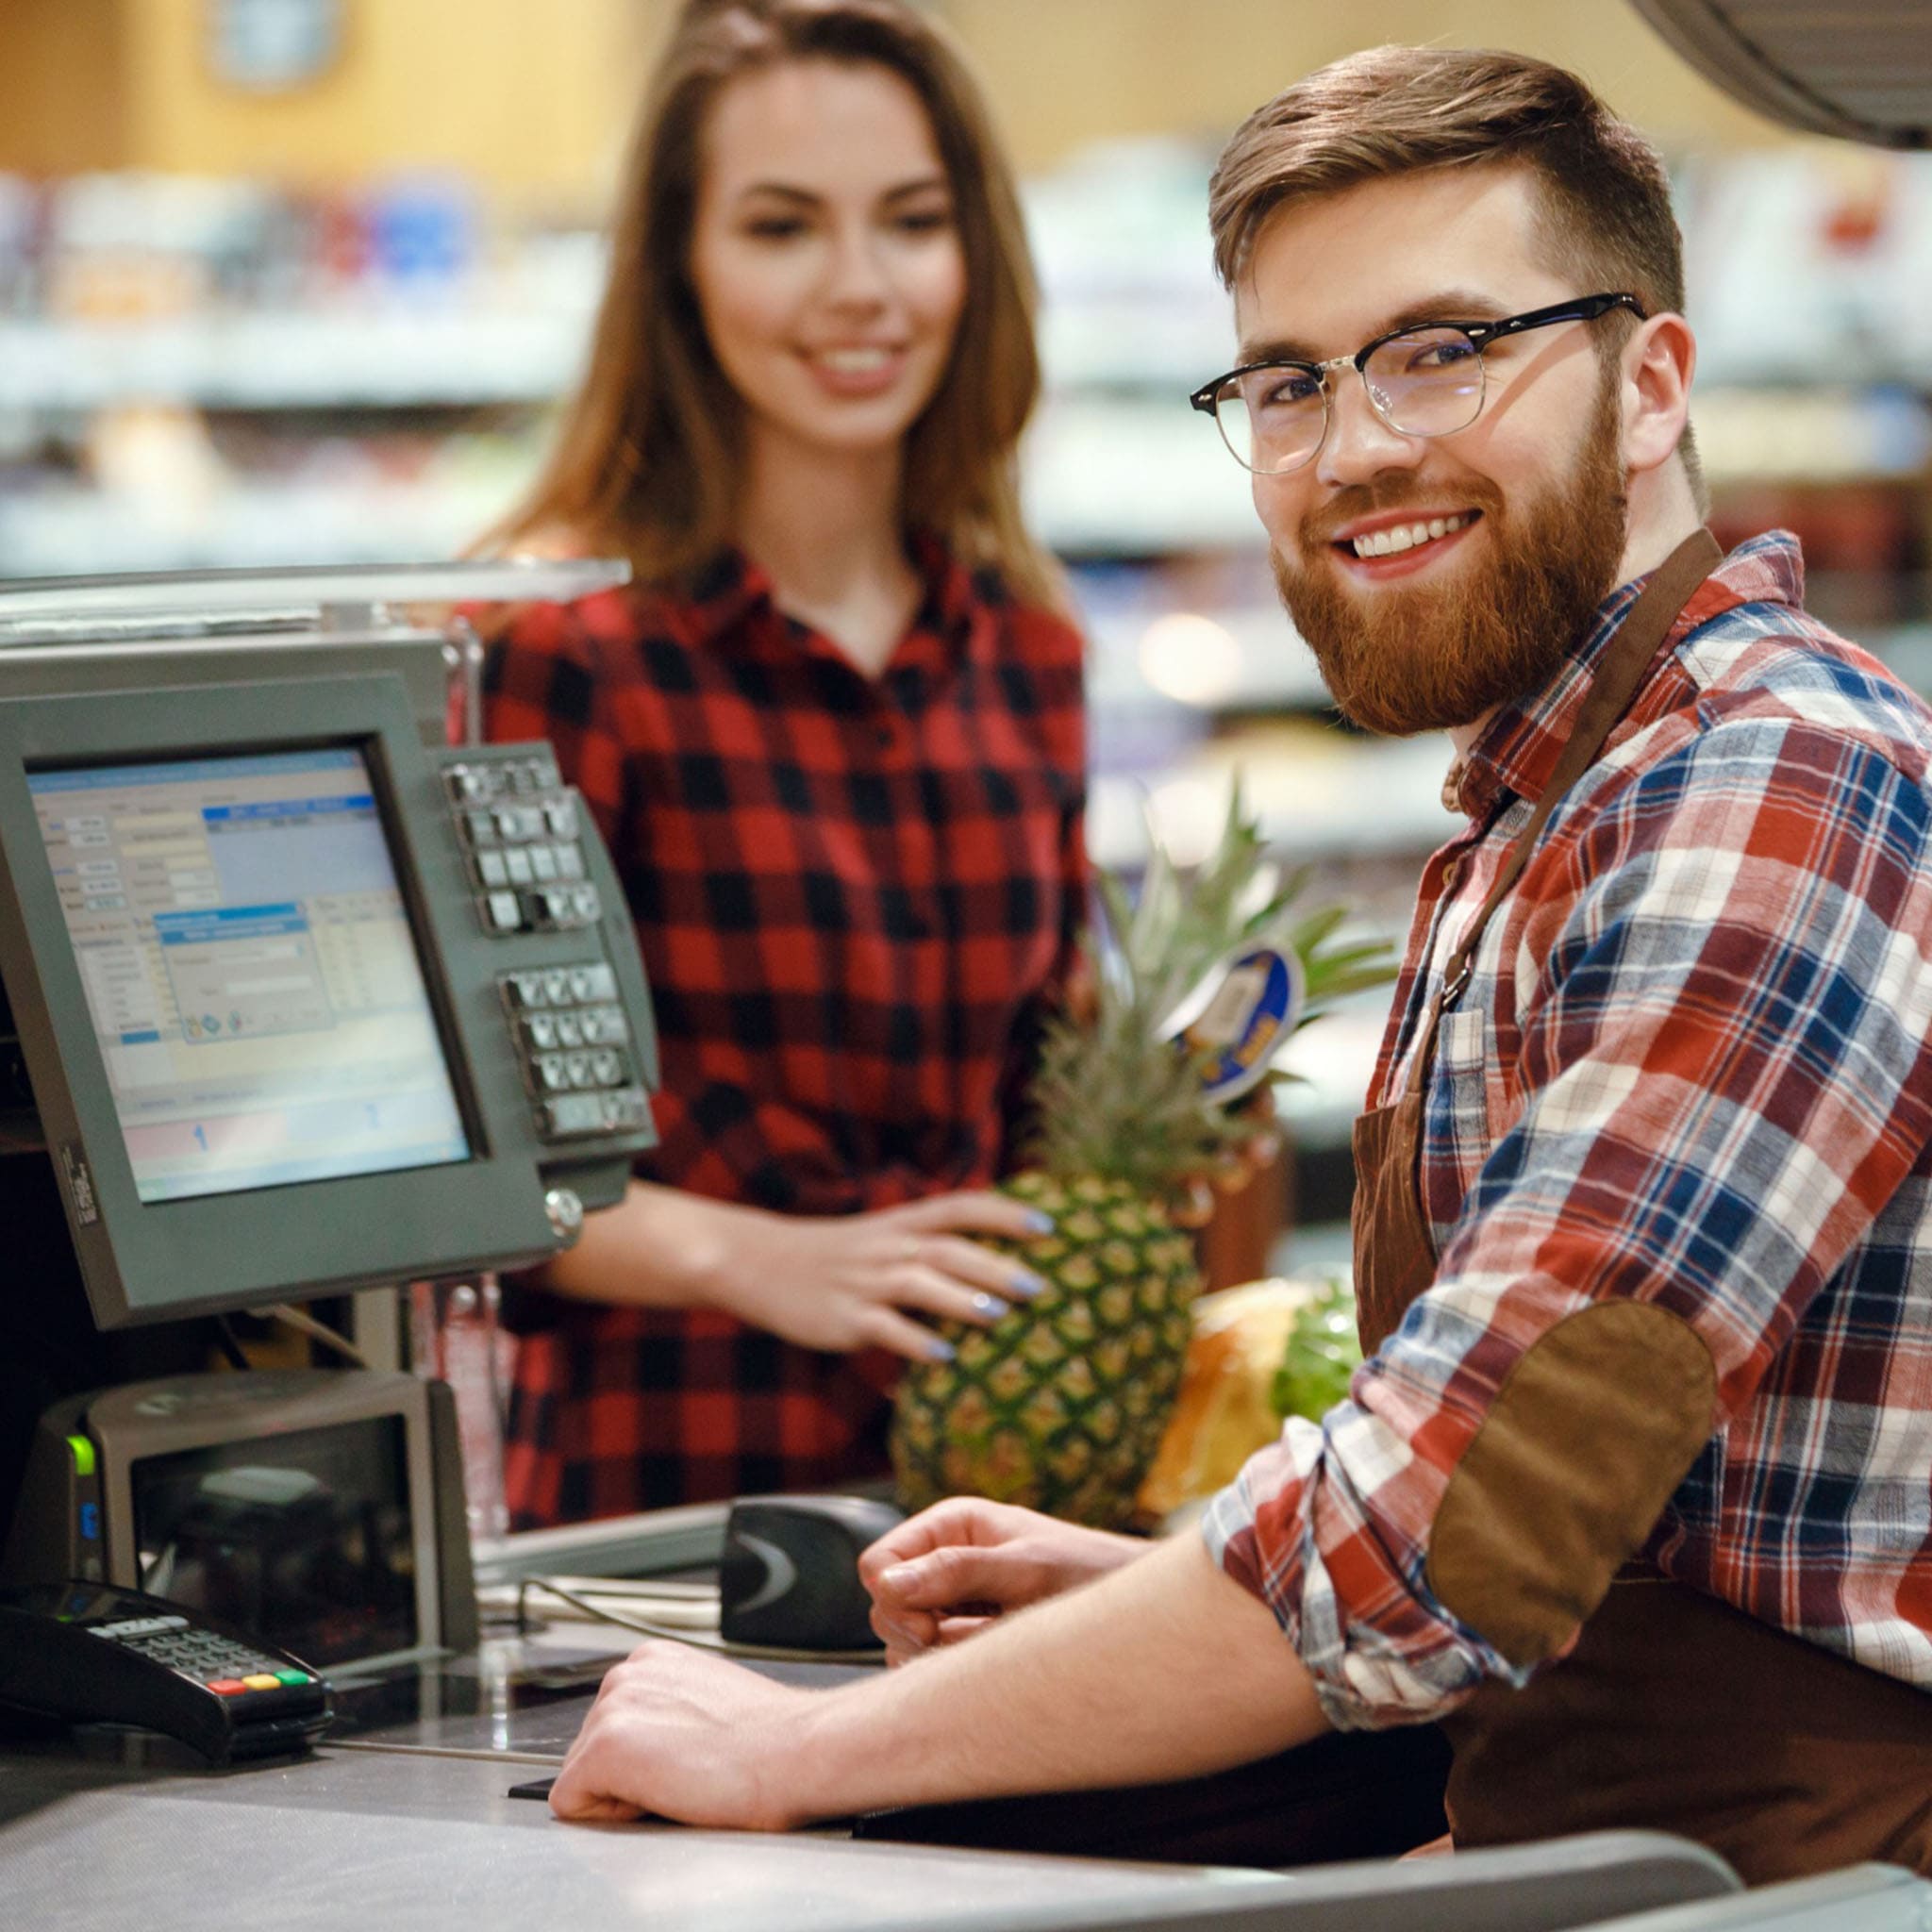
[744,216,808,240]
[892,208,954,235]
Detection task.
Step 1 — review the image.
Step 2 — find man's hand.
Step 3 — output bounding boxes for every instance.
[859,1498,1148,1664]
[547,1640,814,1829]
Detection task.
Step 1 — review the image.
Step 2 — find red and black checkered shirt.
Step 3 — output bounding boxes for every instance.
[482,538,1087,1525]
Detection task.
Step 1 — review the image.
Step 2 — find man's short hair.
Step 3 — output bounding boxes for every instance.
[1209,46,1705,506]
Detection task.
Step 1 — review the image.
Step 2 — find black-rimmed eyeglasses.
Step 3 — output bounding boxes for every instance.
[1189,291,1647,475]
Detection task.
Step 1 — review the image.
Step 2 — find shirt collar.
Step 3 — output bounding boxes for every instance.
[1446,528,1807,820]
[679,529,979,672]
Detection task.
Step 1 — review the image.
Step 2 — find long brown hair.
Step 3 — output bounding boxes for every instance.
[489,0,1058,604]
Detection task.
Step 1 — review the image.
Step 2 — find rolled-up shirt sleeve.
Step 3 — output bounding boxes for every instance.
[1206,711,1932,1729]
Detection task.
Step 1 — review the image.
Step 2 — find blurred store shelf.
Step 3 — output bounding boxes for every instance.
[0,306,593,412]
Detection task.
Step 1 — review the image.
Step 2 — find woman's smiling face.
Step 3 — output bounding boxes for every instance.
[690,57,967,465]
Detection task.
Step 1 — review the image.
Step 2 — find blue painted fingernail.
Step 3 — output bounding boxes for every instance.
[1009,1271,1047,1298]
[970,1292,1011,1321]
[1024,1210,1055,1234]
[925,1336,957,1362]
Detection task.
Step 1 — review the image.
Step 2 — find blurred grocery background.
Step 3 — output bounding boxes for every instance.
[5,0,1928,1268]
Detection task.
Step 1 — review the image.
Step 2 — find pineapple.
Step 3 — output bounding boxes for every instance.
[890,787,1394,1529]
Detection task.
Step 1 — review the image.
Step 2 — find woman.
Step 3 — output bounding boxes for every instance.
[481,0,1087,1527]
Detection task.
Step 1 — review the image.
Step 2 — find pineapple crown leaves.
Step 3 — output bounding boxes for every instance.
[1024,783,1396,1195]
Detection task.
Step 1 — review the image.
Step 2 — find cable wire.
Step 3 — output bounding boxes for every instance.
[514,1575,885,1667]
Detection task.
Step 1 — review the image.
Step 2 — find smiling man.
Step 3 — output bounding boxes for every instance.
[546,49,1932,1879]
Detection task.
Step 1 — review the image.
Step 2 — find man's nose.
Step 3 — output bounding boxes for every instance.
[1314,370,1427,488]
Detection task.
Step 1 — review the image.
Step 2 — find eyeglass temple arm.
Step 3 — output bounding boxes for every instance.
[1463,292,1647,351]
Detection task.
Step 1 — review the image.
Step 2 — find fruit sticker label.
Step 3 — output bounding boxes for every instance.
[1168,943,1304,1103]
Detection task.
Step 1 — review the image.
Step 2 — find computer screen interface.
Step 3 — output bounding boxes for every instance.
[29,747,471,1203]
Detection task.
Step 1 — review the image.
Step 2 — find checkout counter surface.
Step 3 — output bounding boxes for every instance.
[5,1600,1926,1932]
[4,1728,1793,1932]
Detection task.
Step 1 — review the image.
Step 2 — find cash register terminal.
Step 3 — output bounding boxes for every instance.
[0,564,661,1761]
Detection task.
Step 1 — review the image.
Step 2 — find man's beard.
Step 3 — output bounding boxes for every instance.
[1272,373,1629,737]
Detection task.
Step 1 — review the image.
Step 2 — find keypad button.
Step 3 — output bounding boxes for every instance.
[604,1087,651,1131]
[275,1670,313,1686]
[476,850,509,890]
[554,1012,585,1050]
[504,971,546,1009]
[530,844,559,883]
[538,1092,605,1139]
[590,1049,623,1087]
[465,809,498,848]
[208,1679,248,1696]
[524,1013,559,1052]
[583,963,618,1003]
[570,885,601,924]
[541,969,571,1006]
[242,1674,282,1691]
[544,798,579,841]
[554,843,586,880]
[483,891,523,933]
[504,847,535,887]
[564,1051,595,1089]
[537,1054,570,1093]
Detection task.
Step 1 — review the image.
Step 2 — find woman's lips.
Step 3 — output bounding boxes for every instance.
[798,344,909,398]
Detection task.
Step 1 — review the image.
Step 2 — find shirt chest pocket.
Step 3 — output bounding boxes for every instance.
[1424,1004,1507,1229]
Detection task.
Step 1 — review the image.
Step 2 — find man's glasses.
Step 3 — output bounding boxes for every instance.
[1189,291,1646,475]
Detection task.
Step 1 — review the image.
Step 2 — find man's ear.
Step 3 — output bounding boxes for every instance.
[1621,312,1696,481]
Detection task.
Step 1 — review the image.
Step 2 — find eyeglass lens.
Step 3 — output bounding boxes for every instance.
[1216,326,1488,475]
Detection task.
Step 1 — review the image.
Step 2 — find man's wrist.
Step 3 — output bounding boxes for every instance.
[779,1675,893,1826]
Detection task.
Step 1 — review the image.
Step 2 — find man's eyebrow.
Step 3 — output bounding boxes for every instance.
[1237,289,1513,363]
[735,174,950,207]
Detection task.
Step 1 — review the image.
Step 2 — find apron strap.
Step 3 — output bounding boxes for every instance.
[1419,526,1723,1050]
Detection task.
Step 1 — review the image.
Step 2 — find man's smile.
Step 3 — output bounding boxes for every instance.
[1322,507,1485,582]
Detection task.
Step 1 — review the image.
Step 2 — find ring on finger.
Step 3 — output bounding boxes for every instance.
[968,1291,1010,1321]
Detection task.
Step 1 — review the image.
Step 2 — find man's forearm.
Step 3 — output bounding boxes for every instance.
[784,1530,1332,1822]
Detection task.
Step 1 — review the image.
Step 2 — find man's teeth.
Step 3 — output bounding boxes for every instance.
[819,347,893,373]
[1350,512,1474,558]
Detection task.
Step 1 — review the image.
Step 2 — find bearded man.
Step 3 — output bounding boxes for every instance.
[542,48,1932,1880]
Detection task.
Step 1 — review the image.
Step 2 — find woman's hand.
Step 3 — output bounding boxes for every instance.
[858,1498,1148,1664]
[538,1181,1053,1362]
[694,1191,1053,1362]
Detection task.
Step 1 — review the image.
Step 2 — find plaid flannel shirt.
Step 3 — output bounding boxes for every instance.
[1205,531,1932,1727]
[483,539,1086,1525]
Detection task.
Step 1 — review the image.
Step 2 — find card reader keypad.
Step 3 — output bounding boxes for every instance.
[501,964,652,1142]
[445,755,602,937]
[92,1612,320,1707]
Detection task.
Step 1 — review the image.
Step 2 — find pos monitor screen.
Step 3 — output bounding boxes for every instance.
[0,673,657,1329]
[31,746,470,1203]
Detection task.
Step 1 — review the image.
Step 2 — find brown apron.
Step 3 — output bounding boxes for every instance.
[1350,527,1932,1884]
